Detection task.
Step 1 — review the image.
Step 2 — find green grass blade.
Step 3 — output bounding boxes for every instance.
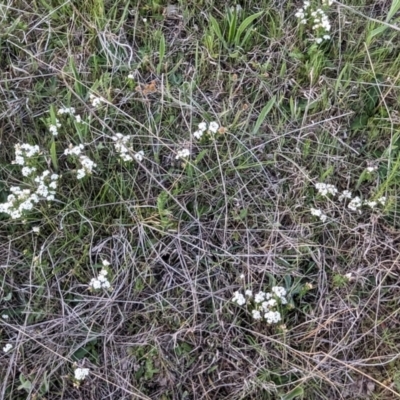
[387,0,400,21]
[367,0,400,41]
[157,33,166,74]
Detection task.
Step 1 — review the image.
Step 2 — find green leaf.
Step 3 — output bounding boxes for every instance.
[157,33,166,74]
[387,0,400,21]
[18,374,32,392]
[50,140,58,171]
[350,114,369,131]
[252,95,276,134]
[367,0,400,41]
[235,11,263,45]
[209,15,227,49]
[227,9,238,45]
[280,386,304,400]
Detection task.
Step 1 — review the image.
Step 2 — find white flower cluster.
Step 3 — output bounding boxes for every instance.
[77,156,96,179]
[311,177,387,220]
[64,144,84,156]
[192,121,220,140]
[21,166,37,177]
[89,260,111,290]
[74,367,89,381]
[111,133,144,162]
[232,286,287,324]
[1,145,59,219]
[3,343,12,353]
[89,94,106,108]
[58,107,83,124]
[49,119,61,136]
[315,182,338,197]
[34,171,58,200]
[58,107,75,115]
[175,148,190,160]
[310,207,327,222]
[232,291,246,306]
[348,196,362,212]
[338,190,352,202]
[64,144,96,179]
[12,143,40,166]
[295,1,331,44]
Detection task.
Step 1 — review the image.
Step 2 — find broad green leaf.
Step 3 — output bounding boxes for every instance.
[252,95,276,134]
[387,0,400,21]
[209,15,227,49]
[281,386,304,400]
[235,11,263,45]
[227,10,238,45]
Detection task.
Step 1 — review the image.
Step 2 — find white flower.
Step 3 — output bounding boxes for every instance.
[74,368,89,381]
[252,310,262,320]
[264,310,282,324]
[90,94,105,108]
[89,268,111,291]
[232,291,246,306]
[378,196,386,206]
[339,190,352,201]
[310,208,327,222]
[366,166,377,172]
[90,278,101,290]
[209,121,219,133]
[77,169,86,180]
[102,259,110,267]
[21,166,37,177]
[193,130,204,140]
[198,122,207,132]
[64,144,84,156]
[75,115,82,123]
[315,182,337,197]
[128,73,135,79]
[364,200,377,209]
[32,226,40,233]
[261,301,270,312]
[272,286,287,298]
[245,289,253,297]
[58,107,75,115]
[239,273,245,279]
[1,314,8,319]
[134,151,144,162]
[49,119,61,136]
[266,298,277,307]
[3,343,12,353]
[175,149,190,160]
[348,196,362,212]
[315,37,323,44]
[254,291,266,304]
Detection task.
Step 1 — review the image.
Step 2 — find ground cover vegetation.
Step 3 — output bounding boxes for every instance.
[1,0,400,399]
